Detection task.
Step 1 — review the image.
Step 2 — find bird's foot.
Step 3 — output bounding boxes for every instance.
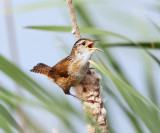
[68,92,98,103]
[89,67,94,69]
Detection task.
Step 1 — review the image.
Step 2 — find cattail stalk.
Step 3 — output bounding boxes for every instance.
[67,0,81,39]
[75,69,108,133]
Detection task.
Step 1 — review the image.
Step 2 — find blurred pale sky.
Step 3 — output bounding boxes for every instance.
[0,0,160,133]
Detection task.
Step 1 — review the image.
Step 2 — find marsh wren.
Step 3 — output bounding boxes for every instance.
[30,38,101,101]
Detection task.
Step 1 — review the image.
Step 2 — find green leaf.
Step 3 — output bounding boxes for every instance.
[97,45,160,132]
[26,25,160,66]
[10,0,99,13]
[0,104,22,132]
[11,1,65,13]
[0,55,76,114]
[74,4,160,66]
[90,61,160,112]
[149,18,160,32]
[73,4,160,132]
[26,26,72,32]
[102,83,144,133]
[26,26,133,43]
[99,42,160,49]
[118,85,160,132]
[0,114,13,133]
[0,55,78,132]
[136,45,160,66]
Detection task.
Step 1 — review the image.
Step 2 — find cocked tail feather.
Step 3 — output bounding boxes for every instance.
[30,63,51,76]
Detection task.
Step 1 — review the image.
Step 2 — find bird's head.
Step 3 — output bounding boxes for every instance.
[70,38,101,58]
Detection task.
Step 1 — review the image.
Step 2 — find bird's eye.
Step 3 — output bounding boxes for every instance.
[82,42,85,45]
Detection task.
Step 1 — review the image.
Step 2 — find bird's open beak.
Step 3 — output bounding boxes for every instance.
[87,40,103,52]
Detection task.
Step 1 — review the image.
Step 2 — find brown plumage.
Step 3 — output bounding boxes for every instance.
[48,57,70,80]
[30,63,51,75]
[30,38,101,101]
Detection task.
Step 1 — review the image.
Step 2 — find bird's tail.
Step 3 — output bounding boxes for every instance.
[30,63,51,76]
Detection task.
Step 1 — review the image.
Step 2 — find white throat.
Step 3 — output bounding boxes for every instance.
[74,51,93,65]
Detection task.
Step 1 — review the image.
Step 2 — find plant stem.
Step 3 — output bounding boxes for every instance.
[67,0,81,39]
[66,0,108,132]
[3,0,27,132]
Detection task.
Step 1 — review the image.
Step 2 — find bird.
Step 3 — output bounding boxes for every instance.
[30,38,101,101]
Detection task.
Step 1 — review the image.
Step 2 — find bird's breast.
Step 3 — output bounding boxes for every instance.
[68,58,90,86]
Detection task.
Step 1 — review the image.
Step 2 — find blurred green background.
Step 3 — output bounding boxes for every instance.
[0,0,160,133]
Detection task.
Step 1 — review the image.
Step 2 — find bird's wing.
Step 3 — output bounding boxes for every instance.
[48,56,71,79]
